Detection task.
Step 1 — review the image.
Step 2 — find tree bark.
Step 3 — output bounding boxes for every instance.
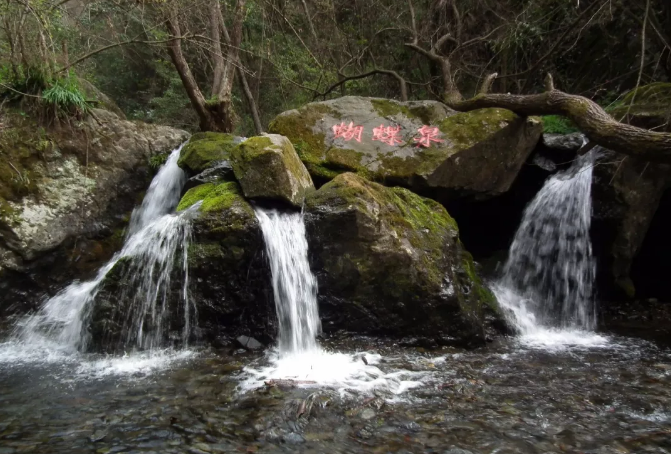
[217,0,263,133]
[448,89,671,163]
[165,14,218,131]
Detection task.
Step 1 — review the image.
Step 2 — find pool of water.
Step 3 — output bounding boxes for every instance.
[0,334,670,453]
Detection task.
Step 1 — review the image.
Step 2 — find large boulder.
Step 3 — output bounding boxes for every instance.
[230,134,314,207]
[175,181,275,346]
[0,108,188,317]
[269,96,542,200]
[89,181,275,352]
[304,172,502,346]
[592,151,671,298]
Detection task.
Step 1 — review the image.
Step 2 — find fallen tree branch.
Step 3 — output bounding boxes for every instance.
[447,75,671,162]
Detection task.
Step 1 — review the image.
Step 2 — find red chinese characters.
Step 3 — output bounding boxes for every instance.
[413,125,444,148]
[372,124,403,146]
[330,123,444,148]
[332,122,364,142]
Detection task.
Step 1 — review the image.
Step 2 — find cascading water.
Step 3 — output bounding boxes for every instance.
[255,208,321,356]
[7,144,198,356]
[492,149,606,346]
[242,207,423,395]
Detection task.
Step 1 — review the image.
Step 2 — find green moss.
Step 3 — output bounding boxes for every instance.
[0,116,45,206]
[231,136,274,165]
[438,108,516,150]
[460,247,499,314]
[608,82,671,120]
[177,133,237,173]
[268,104,336,180]
[371,99,415,119]
[177,181,246,213]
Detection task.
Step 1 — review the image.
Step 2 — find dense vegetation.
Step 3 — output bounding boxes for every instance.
[0,0,669,136]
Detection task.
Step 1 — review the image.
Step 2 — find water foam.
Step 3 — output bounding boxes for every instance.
[244,208,425,396]
[493,149,607,350]
[2,143,196,360]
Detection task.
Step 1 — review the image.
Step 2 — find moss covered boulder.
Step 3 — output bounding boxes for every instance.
[304,172,502,345]
[177,132,243,174]
[230,134,314,207]
[174,181,275,345]
[269,96,542,199]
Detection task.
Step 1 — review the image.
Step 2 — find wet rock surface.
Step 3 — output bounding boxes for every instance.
[305,172,502,346]
[268,96,542,200]
[591,150,671,298]
[176,181,275,346]
[0,108,188,316]
[0,335,669,454]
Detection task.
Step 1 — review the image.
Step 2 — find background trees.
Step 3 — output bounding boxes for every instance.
[0,0,668,135]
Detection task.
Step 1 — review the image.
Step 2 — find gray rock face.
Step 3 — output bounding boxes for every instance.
[304,172,503,346]
[0,108,188,315]
[269,96,542,200]
[592,150,671,297]
[230,134,314,207]
[542,133,585,152]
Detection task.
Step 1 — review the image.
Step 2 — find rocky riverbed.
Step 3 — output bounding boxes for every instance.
[0,334,670,454]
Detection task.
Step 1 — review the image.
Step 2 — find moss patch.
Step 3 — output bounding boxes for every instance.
[439,108,516,150]
[371,99,415,119]
[268,104,336,180]
[460,247,499,314]
[177,181,248,214]
[177,133,237,173]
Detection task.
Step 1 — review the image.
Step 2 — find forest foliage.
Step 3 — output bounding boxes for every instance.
[0,0,669,135]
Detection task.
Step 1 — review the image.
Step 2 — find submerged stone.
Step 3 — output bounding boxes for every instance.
[230,134,314,207]
[305,172,502,346]
[269,96,541,200]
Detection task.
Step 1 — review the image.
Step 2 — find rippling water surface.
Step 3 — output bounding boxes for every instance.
[1,334,670,453]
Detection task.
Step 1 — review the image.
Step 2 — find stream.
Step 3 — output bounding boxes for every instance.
[1,335,670,453]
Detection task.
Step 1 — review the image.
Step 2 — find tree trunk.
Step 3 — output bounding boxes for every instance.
[448,88,671,162]
[166,14,226,132]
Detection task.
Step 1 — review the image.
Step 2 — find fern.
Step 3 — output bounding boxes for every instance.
[42,75,89,115]
[542,115,579,134]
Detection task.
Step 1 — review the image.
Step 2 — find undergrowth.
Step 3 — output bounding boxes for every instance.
[541,115,579,134]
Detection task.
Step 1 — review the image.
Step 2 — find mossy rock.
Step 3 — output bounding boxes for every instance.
[269,96,542,199]
[230,134,314,207]
[608,82,671,129]
[177,132,240,174]
[305,172,501,345]
[174,180,275,345]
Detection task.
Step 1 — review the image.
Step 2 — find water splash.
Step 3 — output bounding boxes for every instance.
[243,208,424,396]
[6,144,196,355]
[493,149,607,347]
[254,208,320,356]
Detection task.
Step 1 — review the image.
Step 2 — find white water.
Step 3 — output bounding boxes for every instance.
[254,208,321,356]
[242,208,424,396]
[0,144,200,368]
[493,150,607,348]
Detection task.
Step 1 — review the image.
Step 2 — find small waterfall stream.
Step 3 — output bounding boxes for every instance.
[493,150,606,346]
[255,208,321,356]
[8,144,197,355]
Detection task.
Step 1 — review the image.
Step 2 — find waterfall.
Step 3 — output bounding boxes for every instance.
[13,144,197,353]
[493,150,602,342]
[254,208,321,356]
